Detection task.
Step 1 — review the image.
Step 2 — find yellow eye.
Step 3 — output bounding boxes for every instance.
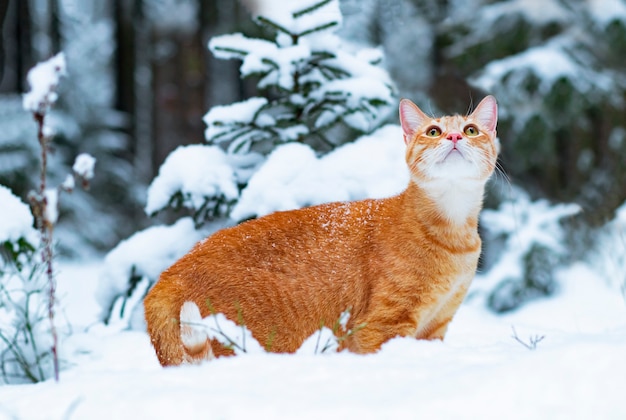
[464,125,479,136]
[426,126,442,137]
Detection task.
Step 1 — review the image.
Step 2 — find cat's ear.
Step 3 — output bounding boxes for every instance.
[399,99,430,144]
[470,95,498,133]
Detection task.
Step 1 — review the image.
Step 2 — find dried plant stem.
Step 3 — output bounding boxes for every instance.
[33,111,59,382]
[511,326,545,351]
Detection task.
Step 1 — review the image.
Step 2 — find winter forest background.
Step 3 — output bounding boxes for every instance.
[1,0,626,399]
[3,0,625,252]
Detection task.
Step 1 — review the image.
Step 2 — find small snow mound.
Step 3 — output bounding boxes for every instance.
[231,125,408,221]
[0,185,37,244]
[203,97,268,139]
[230,143,318,221]
[145,145,238,215]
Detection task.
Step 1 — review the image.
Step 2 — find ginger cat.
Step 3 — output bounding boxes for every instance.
[144,95,499,366]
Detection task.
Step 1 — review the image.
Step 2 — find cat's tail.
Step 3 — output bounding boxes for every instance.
[179,301,215,362]
[144,282,213,366]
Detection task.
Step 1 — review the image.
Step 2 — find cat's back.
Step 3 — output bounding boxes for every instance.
[187,197,390,264]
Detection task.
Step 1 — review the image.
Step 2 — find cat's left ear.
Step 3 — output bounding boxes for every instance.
[470,95,498,133]
[399,99,431,144]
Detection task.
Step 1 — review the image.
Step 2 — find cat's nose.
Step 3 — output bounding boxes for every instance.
[446,132,463,143]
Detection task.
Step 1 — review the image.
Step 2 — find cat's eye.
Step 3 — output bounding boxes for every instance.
[426,126,442,137]
[464,125,479,136]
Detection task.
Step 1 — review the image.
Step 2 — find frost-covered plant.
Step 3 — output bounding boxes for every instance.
[0,53,97,384]
[475,188,580,313]
[0,187,46,384]
[21,53,69,382]
[205,0,395,155]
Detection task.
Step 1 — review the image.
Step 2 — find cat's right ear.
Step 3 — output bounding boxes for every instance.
[399,99,430,144]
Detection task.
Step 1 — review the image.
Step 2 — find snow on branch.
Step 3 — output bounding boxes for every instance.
[22,53,67,115]
[205,0,395,154]
[144,145,239,220]
[72,153,96,181]
[249,0,342,38]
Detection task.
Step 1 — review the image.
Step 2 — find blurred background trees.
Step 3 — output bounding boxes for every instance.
[1,0,625,266]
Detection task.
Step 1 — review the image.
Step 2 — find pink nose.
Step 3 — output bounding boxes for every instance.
[447,132,462,143]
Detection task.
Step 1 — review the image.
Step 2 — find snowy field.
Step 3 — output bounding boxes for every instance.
[0,259,624,419]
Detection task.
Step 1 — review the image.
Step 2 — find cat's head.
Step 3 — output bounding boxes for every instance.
[399,96,498,184]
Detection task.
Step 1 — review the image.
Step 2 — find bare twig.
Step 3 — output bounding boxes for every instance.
[511,326,545,350]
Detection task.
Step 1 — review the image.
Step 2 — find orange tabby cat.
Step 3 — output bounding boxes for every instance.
[144,95,499,366]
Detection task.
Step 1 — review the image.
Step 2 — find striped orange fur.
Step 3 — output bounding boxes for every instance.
[144,96,499,366]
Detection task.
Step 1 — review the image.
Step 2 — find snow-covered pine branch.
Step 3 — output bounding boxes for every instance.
[144,145,243,222]
[475,188,581,312]
[206,0,395,154]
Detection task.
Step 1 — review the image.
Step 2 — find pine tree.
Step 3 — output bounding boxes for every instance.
[144,0,396,223]
[204,0,395,155]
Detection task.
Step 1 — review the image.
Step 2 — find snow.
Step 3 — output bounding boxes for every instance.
[588,0,626,26]
[481,0,569,25]
[0,185,37,244]
[473,41,580,95]
[44,188,59,225]
[5,1,626,409]
[203,96,269,141]
[476,188,581,295]
[72,153,96,181]
[61,174,75,191]
[1,258,624,419]
[145,145,239,216]
[2,101,626,417]
[248,0,343,36]
[230,124,408,221]
[206,0,395,149]
[22,53,67,114]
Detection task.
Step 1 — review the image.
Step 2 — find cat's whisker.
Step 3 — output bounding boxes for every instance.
[492,161,513,196]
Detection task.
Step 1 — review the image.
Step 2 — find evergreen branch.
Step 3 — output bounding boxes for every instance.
[208,125,252,144]
[211,46,250,59]
[293,0,333,18]
[255,16,294,38]
[299,21,339,38]
[317,64,351,80]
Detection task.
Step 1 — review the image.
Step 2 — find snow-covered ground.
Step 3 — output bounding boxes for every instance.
[0,259,624,420]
